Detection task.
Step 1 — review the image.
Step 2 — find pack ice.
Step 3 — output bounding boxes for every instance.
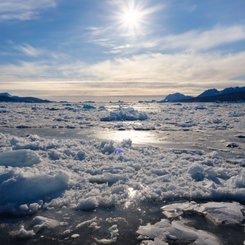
[0,102,244,244]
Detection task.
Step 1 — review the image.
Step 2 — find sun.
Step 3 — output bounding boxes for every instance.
[117,1,145,35]
[121,7,143,31]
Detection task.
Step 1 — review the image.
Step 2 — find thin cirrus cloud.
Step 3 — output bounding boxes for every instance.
[0,0,57,21]
[1,50,245,97]
[17,44,43,57]
[88,24,245,53]
[159,25,245,51]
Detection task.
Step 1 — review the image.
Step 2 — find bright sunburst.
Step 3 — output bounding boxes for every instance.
[117,1,146,35]
[121,6,143,31]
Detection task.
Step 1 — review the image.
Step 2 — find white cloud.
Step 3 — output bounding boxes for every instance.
[0,51,245,96]
[86,51,245,90]
[0,0,57,21]
[87,25,245,54]
[17,44,43,57]
[159,25,245,51]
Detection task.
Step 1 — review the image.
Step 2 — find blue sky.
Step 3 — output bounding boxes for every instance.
[0,0,245,100]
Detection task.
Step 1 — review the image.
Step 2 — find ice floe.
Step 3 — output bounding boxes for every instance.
[0,150,41,167]
[137,219,222,245]
[137,201,244,244]
[0,171,69,212]
[161,201,244,225]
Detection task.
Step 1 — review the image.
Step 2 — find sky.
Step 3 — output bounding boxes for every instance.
[0,0,245,101]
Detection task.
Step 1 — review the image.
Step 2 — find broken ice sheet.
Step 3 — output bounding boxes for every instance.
[161,201,244,225]
[0,102,244,244]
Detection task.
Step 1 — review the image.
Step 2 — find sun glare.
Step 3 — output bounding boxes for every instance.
[121,8,143,30]
[117,1,145,35]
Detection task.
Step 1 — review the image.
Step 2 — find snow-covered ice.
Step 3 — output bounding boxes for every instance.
[161,201,244,225]
[0,102,244,244]
[137,219,222,245]
[100,107,148,121]
[0,150,41,167]
[77,197,99,211]
[0,171,69,211]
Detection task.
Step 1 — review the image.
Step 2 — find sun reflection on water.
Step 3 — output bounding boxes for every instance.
[95,130,161,145]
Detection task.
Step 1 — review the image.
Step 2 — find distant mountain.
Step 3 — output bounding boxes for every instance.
[161,93,193,102]
[186,91,245,102]
[0,92,51,103]
[198,87,245,98]
[197,89,220,98]
[161,86,245,103]
[0,92,12,97]
[221,86,245,95]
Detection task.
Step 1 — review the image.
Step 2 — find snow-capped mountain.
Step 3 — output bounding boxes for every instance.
[197,89,220,98]
[161,93,193,102]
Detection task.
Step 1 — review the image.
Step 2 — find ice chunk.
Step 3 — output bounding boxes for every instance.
[11,225,35,238]
[74,150,86,161]
[71,234,80,239]
[82,103,96,110]
[203,202,245,225]
[100,141,115,154]
[137,219,221,245]
[100,108,148,121]
[229,171,245,188]
[139,239,168,245]
[30,216,60,233]
[18,202,42,215]
[77,197,98,211]
[94,238,115,244]
[162,201,244,225]
[188,163,205,181]
[48,150,61,160]
[0,150,41,167]
[76,217,97,228]
[66,124,76,129]
[0,171,69,207]
[161,202,202,218]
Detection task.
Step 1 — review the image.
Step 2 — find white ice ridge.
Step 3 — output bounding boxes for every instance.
[100,107,148,121]
[0,150,41,167]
